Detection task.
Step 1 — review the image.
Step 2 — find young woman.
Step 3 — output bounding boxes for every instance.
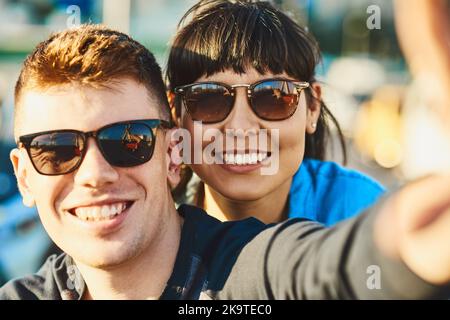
[167,0,385,225]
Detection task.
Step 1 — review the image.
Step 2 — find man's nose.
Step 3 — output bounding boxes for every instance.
[73,138,119,188]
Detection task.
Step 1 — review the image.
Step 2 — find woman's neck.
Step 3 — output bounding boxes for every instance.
[203,178,292,224]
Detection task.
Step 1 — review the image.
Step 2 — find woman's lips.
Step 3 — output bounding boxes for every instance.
[222,152,270,165]
[219,151,271,174]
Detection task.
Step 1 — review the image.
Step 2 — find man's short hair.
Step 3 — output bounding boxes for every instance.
[14,24,170,136]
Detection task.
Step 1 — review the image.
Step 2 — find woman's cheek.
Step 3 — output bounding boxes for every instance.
[278,127,306,172]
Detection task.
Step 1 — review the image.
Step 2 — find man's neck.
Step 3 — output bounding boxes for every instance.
[76,203,183,300]
[203,178,292,224]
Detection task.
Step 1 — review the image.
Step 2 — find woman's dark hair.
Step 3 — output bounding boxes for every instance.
[166,0,347,200]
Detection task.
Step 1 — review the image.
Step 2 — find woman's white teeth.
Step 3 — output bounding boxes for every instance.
[74,202,127,221]
[224,153,268,165]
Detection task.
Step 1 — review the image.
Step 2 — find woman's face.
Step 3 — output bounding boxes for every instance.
[179,67,321,202]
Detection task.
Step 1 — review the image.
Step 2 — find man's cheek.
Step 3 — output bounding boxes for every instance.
[31,182,61,215]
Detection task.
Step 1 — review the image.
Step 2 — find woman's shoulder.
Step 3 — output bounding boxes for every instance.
[289,159,385,226]
[294,158,385,193]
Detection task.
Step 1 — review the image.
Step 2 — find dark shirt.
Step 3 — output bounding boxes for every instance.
[0,204,448,300]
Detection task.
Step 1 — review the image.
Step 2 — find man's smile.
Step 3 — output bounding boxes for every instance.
[68,200,135,222]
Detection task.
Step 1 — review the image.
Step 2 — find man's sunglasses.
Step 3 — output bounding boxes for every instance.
[174,78,310,123]
[17,119,172,176]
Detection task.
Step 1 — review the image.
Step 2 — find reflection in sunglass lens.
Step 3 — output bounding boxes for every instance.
[251,80,300,120]
[184,83,233,123]
[98,123,155,167]
[29,132,84,175]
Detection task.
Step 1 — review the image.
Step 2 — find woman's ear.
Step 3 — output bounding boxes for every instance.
[306,82,322,134]
[10,148,36,207]
[167,90,181,126]
[165,128,183,189]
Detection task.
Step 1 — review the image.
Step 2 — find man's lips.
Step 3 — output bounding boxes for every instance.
[66,200,135,222]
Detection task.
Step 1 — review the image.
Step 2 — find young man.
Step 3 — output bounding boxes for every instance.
[0,25,449,300]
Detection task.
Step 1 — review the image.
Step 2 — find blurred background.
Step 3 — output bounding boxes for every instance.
[0,0,449,285]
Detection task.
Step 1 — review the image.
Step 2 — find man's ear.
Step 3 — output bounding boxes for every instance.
[10,148,36,207]
[306,82,322,134]
[165,128,183,189]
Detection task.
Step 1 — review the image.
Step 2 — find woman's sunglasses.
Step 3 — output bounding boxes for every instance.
[17,119,172,176]
[174,78,310,123]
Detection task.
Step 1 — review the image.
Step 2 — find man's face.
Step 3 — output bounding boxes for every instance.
[11,79,177,268]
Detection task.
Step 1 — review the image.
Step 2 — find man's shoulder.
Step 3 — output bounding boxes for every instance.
[162,205,269,299]
[0,253,69,300]
[178,204,267,248]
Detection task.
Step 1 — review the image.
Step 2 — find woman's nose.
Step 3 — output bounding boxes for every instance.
[224,87,260,133]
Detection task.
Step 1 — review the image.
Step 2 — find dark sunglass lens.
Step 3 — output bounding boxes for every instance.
[252,80,300,120]
[98,123,155,167]
[29,132,84,175]
[184,84,233,123]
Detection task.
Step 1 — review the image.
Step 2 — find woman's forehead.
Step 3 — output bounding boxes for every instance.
[196,68,290,83]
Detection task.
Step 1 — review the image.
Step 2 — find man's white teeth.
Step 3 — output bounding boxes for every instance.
[74,202,127,221]
[224,152,268,165]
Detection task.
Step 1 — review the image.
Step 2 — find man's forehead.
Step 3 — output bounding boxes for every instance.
[17,80,162,135]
